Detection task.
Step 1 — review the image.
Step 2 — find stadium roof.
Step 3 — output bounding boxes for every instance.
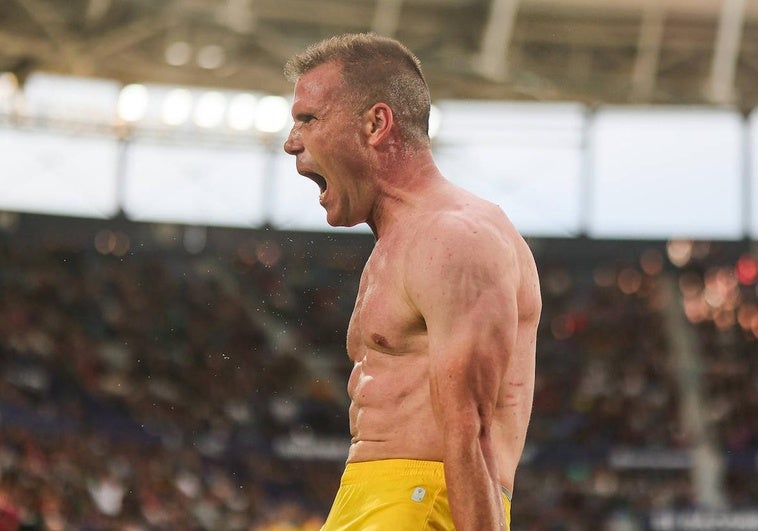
[2,0,758,108]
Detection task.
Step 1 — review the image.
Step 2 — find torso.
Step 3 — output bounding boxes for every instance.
[345,184,541,493]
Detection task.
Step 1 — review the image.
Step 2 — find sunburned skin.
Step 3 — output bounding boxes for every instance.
[344,184,541,495]
[284,53,541,528]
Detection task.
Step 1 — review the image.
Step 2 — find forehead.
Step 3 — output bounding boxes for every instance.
[291,61,346,111]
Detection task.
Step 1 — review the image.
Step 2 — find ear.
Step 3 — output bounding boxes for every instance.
[363,103,394,146]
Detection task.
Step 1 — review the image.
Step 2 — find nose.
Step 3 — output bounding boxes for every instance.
[283,125,302,155]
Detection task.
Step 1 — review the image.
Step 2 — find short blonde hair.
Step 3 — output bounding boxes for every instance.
[284,33,431,145]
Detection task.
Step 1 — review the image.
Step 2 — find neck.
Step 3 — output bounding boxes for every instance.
[366,149,444,239]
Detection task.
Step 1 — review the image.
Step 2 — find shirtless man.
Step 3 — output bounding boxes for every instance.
[283,33,541,531]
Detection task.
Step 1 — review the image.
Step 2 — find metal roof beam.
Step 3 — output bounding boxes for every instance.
[708,0,746,103]
[372,0,404,37]
[632,0,666,101]
[475,0,521,81]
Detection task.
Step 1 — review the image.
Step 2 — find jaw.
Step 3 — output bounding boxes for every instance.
[324,190,376,230]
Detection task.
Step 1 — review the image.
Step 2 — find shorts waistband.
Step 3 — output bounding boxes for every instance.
[342,459,513,502]
[341,459,446,485]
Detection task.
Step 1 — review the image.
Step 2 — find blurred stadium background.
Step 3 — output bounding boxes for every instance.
[1,0,758,529]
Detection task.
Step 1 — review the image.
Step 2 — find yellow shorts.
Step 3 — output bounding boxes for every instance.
[320,459,511,530]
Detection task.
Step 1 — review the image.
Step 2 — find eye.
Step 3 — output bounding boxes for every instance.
[296,113,315,125]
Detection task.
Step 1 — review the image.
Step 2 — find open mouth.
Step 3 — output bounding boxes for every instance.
[302,171,327,195]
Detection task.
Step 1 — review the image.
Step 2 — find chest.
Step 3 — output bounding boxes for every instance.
[346,247,424,358]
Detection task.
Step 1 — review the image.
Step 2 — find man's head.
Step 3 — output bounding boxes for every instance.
[284,33,431,146]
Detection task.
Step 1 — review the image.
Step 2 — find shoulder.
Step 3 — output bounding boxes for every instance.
[408,197,516,261]
[402,200,519,292]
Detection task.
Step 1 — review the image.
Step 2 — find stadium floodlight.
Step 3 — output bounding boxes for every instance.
[24,72,120,124]
[227,93,258,131]
[161,88,193,126]
[254,95,289,134]
[193,91,227,128]
[117,83,149,122]
[196,44,226,70]
[165,41,192,67]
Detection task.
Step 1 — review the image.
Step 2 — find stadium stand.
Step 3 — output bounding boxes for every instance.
[0,216,756,530]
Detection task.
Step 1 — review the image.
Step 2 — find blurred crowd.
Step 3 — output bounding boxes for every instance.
[0,229,344,530]
[0,219,756,530]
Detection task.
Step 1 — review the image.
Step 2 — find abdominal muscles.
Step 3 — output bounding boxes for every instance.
[346,350,444,463]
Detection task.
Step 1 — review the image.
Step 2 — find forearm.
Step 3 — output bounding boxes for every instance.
[444,441,506,531]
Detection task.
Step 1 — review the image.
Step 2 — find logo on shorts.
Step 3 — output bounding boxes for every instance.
[411,486,426,502]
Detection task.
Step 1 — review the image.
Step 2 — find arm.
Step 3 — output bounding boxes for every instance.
[406,214,519,531]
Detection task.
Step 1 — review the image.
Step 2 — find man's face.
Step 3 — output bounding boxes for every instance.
[283,61,373,227]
